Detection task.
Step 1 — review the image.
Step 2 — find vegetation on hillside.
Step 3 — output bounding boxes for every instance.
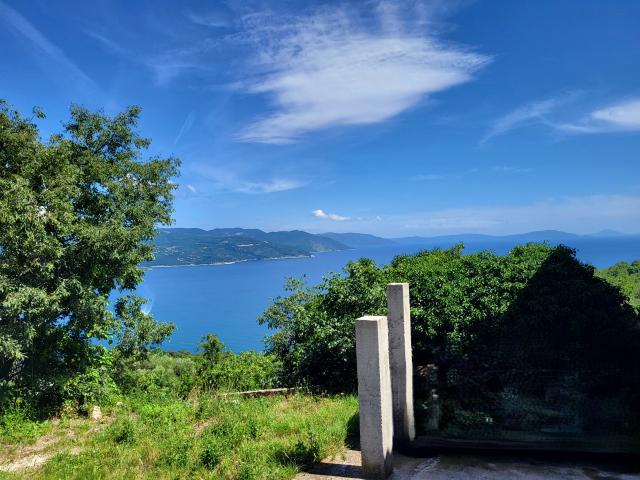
[150,228,349,266]
[0,351,356,479]
[260,244,640,434]
[0,332,358,478]
[0,102,361,478]
[597,260,640,310]
[2,101,639,476]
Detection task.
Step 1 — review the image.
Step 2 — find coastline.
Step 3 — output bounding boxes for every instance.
[147,253,315,268]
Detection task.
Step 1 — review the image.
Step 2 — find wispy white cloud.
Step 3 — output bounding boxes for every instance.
[295,194,640,236]
[233,178,303,194]
[85,30,128,57]
[236,4,490,143]
[412,173,445,181]
[493,165,532,173]
[412,166,531,181]
[392,194,640,235]
[84,23,218,86]
[194,165,305,194]
[187,11,230,28]
[174,111,196,144]
[482,97,564,143]
[145,41,218,85]
[311,209,350,221]
[486,95,640,141]
[556,98,640,134]
[0,2,99,94]
[186,184,197,193]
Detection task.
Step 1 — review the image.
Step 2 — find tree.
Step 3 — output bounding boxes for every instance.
[0,101,179,409]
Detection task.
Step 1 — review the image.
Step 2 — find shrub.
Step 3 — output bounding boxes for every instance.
[0,405,49,443]
[597,260,640,311]
[198,335,282,392]
[61,347,120,410]
[107,417,137,444]
[114,350,197,397]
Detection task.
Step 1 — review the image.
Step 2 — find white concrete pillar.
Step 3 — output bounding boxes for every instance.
[356,316,394,478]
[387,283,416,445]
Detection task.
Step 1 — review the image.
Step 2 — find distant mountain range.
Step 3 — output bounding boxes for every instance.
[320,232,396,248]
[149,228,348,266]
[148,228,637,266]
[391,229,636,246]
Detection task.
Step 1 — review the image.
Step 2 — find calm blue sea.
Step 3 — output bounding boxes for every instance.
[137,237,640,353]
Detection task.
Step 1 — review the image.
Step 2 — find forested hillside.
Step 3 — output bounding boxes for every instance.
[149,228,348,266]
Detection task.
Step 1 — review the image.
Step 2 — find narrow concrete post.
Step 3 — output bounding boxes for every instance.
[387,283,416,445]
[356,316,394,479]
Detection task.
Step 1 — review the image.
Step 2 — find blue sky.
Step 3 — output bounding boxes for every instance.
[2,0,640,236]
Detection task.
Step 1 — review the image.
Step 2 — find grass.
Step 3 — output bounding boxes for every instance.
[0,393,358,479]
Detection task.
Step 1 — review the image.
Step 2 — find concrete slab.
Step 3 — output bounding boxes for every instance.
[295,449,640,479]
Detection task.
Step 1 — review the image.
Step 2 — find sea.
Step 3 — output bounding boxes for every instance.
[136,237,640,353]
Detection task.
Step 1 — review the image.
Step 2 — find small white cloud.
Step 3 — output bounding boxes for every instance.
[557,98,640,134]
[236,5,489,143]
[591,99,640,127]
[311,209,350,221]
[186,184,197,193]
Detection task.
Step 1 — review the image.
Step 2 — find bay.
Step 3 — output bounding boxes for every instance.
[137,237,640,353]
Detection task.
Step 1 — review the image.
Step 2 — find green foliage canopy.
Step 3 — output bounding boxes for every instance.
[197,334,282,392]
[597,260,640,311]
[260,244,640,401]
[0,102,179,408]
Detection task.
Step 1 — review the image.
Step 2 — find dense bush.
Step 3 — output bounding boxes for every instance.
[260,244,640,432]
[198,334,282,392]
[114,350,198,398]
[108,333,283,399]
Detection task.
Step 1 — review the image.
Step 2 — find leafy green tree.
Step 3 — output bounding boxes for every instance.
[259,261,387,390]
[112,296,176,361]
[0,101,179,409]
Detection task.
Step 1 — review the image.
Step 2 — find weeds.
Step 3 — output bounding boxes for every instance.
[0,393,358,479]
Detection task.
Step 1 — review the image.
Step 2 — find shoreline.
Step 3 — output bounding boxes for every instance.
[147,253,316,268]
